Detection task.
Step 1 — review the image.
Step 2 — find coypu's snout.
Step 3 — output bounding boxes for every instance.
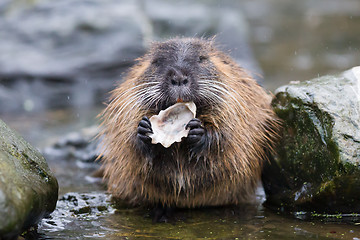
[167,67,189,87]
[166,66,193,103]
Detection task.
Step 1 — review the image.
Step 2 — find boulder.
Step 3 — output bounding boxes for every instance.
[263,66,360,214]
[0,0,259,113]
[0,119,58,240]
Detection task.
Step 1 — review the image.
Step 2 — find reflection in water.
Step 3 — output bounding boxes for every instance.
[36,197,360,239]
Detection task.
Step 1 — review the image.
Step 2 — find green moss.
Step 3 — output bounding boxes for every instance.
[272,92,340,189]
[264,69,360,213]
[71,206,92,215]
[0,119,58,238]
[97,206,108,212]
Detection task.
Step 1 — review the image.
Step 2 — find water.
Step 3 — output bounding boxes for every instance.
[36,190,360,239]
[1,0,360,239]
[43,210,358,239]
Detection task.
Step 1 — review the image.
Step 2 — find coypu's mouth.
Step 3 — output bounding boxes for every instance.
[156,100,208,117]
[157,97,194,112]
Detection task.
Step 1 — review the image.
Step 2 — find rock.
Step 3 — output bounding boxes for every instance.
[38,192,114,234]
[42,125,101,163]
[0,0,259,113]
[0,119,58,240]
[262,66,360,214]
[0,0,146,113]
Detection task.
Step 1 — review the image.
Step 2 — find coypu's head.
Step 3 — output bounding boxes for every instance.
[139,38,222,112]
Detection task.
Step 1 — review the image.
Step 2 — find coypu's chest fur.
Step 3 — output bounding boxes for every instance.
[98,37,279,208]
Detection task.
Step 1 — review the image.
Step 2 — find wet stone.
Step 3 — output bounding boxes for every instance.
[263,66,360,214]
[38,192,115,233]
[43,126,101,163]
[0,119,58,240]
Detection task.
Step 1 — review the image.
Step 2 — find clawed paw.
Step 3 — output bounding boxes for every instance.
[137,116,153,143]
[186,118,205,144]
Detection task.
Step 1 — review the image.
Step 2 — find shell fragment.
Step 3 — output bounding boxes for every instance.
[148,102,196,148]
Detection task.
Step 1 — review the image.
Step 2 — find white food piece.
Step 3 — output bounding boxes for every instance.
[148,102,196,148]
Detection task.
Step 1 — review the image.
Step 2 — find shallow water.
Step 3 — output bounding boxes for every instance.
[39,207,360,239]
[6,109,356,240]
[1,0,360,239]
[36,190,360,239]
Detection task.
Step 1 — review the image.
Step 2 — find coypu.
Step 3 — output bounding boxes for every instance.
[98,38,279,218]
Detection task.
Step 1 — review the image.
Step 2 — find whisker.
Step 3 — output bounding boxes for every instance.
[198,79,247,113]
[107,83,161,119]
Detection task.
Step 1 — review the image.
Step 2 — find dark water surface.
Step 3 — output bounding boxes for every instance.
[1,0,360,239]
[38,204,360,239]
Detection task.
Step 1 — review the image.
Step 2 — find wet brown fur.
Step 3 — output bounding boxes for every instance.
[98,38,279,208]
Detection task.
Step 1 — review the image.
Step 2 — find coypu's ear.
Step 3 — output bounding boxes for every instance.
[209,53,234,73]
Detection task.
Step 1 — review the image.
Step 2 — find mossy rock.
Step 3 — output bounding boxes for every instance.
[0,119,58,240]
[263,66,360,214]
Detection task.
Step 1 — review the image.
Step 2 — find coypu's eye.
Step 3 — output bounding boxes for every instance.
[151,58,163,66]
[198,55,208,63]
[152,59,159,65]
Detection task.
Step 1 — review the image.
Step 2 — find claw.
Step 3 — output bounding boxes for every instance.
[137,116,153,144]
[137,133,151,143]
[185,118,205,146]
[139,117,152,128]
[186,118,202,130]
[138,126,153,135]
[188,128,205,135]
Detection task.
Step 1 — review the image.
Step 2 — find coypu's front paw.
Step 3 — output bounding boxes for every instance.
[137,116,153,144]
[186,118,206,149]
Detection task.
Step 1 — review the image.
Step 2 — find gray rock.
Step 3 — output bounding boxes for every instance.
[38,192,114,234]
[0,0,259,113]
[43,125,101,163]
[0,119,58,240]
[0,0,146,113]
[263,66,360,214]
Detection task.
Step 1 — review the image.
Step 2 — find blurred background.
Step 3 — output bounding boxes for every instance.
[0,0,359,147]
[1,0,359,238]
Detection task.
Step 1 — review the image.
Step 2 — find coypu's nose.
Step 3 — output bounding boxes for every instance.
[167,67,189,86]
